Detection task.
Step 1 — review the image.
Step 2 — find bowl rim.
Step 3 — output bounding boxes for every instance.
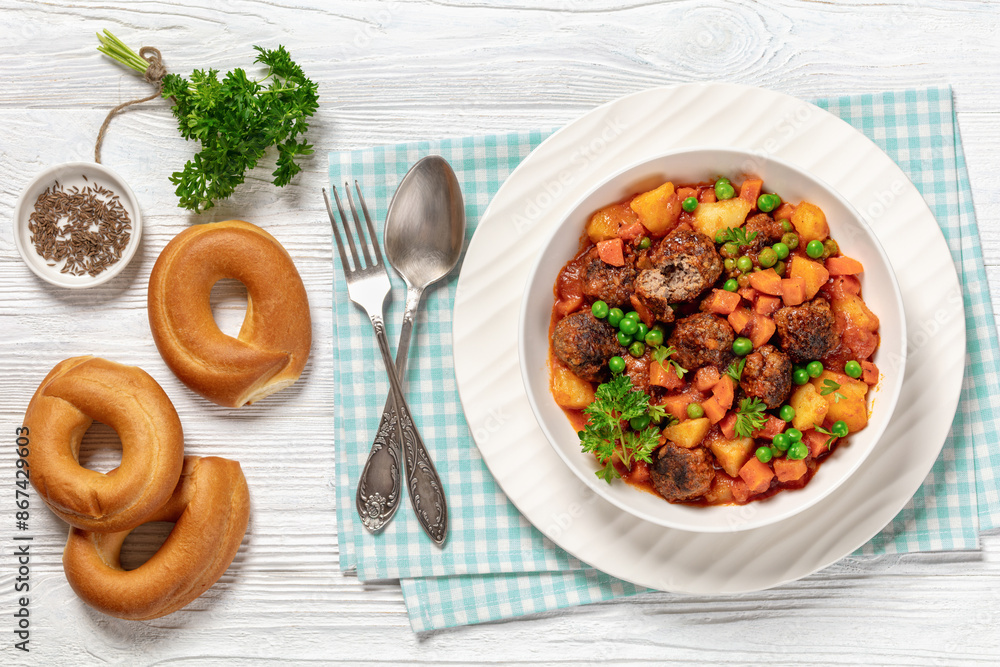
[517,146,907,533]
[11,161,143,289]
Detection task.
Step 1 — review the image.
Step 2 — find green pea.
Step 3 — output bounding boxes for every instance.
[617,330,633,346]
[806,239,825,259]
[832,420,849,438]
[630,414,651,431]
[683,196,698,213]
[757,193,776,213]
[779,405,795,422]
[824,239,840,256]
[607,308,624,327]
[770,445,784,458]
[715,180,736,201]
[715,230,726,244]
[722,242,739,258]
[806,361,824,378]
[793,368,810,385]
[687,402,705,419]
[845,360,863,379]
[772,242,789,260]
[781,232,799,250]
[774,260,786,277]
[724,257,737,271]
[756,446,773,463]
[736,256,753,273]
[608,356,625,373]
[780,219,793,233]
[635,322,649,342]
[786,427,802,442]
[772,433,790,451]
[732,337,753,356]
[723,278,739,292]
[591,300,609,319]
[638,237,651,250]
[737,274,751,288]
[628,341,646,358]
[619,318,638,336]
[787,442,809,460]
[759,247,778,268]
[625,310,641,322]
[644,328,664,347]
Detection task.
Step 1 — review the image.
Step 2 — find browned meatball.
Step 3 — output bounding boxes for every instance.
[551,311,619,383]
[649,444,715,503]
[635,231,723,319]
[580,247,635,308]
[774,298,839,363]
[739,344,792,409]
[744,213,785,252]
[667,312,735,371]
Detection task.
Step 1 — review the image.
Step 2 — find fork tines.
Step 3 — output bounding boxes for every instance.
[324,181,384,273]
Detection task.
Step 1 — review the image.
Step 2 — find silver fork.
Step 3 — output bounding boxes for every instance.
[324,183,448,546]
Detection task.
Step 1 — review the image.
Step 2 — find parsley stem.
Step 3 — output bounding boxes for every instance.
[96,30,149,75]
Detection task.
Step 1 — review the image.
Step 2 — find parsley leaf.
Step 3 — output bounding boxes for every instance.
[815,425,837,450]
[820,378,847,402]
[724,357,746,383]
[652,345,688,379]
[716,226,758,248]
[578,374,666,483]
[734,397,768,438]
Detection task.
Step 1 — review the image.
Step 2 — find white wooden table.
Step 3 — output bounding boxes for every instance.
[2,1,999,663]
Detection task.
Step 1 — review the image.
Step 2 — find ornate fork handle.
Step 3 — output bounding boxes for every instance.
[369,314,448,545]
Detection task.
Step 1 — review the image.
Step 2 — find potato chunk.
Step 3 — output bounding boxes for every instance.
[707,432,755,477]
[550,363,595,409]
[692,198,752,240]
[790,202,829,243]
[812,370,869,432]
[788,256,830,301]
[629,182,681,235]
[789,382,829,431]
[586,202,638,243]
[663,417,711,449]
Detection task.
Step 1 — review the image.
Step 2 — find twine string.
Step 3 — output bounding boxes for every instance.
[94,47,166,164]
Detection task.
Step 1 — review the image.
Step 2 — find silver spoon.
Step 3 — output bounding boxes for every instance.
[355,156,465,545]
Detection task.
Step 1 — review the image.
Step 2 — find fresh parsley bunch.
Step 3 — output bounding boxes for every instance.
[160,46,319,212]
[578,373,672,483]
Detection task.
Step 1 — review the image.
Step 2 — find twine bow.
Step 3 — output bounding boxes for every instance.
[94,47,166,164]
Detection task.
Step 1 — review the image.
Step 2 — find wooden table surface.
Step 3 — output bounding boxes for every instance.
[2,1,999,664]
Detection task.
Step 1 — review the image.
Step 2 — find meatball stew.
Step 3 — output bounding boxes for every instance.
[548,177,881,506]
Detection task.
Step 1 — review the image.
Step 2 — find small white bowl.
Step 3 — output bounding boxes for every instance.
[12,162,142,288]
[519,148,907,533]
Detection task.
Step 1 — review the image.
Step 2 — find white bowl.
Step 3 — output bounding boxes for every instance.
[12,162,142,288]
[519,148,907,533]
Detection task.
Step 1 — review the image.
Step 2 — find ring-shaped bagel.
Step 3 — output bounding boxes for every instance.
[22,356,184,533]
[63,456,250,620]
[147,220,312,408]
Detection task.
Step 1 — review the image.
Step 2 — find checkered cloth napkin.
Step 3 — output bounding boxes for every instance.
[330,86,1000,632]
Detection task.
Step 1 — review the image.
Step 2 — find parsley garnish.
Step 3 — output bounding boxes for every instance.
[716,226,758,248]
[652,345,688,379]
[815,425,837,450]
[734,397,768,438]
[578,374,666,483]
[724,358,746,383]
[820,378,846,402]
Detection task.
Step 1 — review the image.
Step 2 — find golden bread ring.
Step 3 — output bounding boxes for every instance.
[22,356,184,533]
[148,219,312,408]
[63,456,250,620]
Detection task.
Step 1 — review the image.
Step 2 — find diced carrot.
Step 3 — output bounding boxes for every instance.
[754,415,786,440]
[755,294,782,316]
[804,429,832,458]
[676,186,697,200]
[660,394,693,422]
[749,269,783,296]
[861,360,879,386]
[555,296,583,317]
[781,276,807,306]
[618,222,646,241]
[738,286,757,302]
[788,256,830,300]
[596,238,625,266]
[774,202,795,221]
[702,396,727,424]
[712,376,735,411]
[731,477,752,504]
[750,314,776,349]
[826,255,864,276]
[699,188,717,204]
[728,306,753,336]
[739,178,763,206]
[739,457,774,495]
[702,289,741,315]
[773,458,808,483]
[649,361,684,390]
[693,365,721,392]
[719,411,738,440]
[629,295,655,328]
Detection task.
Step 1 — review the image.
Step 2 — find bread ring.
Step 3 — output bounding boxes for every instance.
[148,220,312,407]
[22,356,184,533]
[63,456,250,620]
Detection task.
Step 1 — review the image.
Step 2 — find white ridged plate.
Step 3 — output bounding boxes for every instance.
[453,83,965,594]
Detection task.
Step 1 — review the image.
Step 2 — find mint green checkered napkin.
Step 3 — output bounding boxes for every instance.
[331,86,1000,632]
